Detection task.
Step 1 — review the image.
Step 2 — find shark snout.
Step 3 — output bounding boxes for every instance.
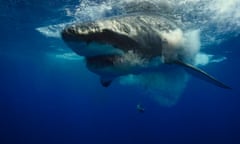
[61,22,140,56]
[61,23,128,57]
[61,23,97,42]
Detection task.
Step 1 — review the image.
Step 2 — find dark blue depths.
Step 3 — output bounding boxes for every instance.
[0,0,240,144]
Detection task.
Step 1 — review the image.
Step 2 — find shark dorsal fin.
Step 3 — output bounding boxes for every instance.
[175,60,231,89]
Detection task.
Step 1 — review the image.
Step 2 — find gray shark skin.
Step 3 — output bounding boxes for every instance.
[61,13,231,89]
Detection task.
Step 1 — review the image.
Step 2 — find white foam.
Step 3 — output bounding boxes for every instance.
[72,0,113,21]
[211,57,227,63]
[194,53,212,66]
[54,52,84,60]
[183,30,201,55]
[162,29,184,49]
[161,29,201,64]
[195,53,227,66]
[119,50,147,67]
[36,23,67,38]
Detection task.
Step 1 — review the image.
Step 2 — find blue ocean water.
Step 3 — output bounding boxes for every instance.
[1,0,240,144]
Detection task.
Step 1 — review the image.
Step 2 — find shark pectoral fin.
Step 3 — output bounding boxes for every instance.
[100,78,113,87]
[175,60,232,89]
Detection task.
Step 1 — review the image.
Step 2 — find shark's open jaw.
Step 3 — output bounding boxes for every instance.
[61,24,139,57]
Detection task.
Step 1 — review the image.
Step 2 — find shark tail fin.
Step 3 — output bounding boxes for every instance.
[175,60,231,89]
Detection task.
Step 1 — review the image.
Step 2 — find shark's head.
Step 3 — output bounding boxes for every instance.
[61,21,142,58]
[61,19,149,77]
[61,15,185,77]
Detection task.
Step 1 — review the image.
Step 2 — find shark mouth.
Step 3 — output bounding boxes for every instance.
[61,23,140,58]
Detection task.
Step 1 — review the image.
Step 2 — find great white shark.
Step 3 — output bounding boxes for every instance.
[61,13,231,89]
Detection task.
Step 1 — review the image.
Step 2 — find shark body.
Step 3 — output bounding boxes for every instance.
[61,13,231,89]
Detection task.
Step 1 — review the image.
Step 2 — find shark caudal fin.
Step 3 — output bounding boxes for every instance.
[175,60,232,89]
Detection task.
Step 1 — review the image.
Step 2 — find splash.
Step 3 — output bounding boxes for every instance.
[118,50,148,67]
[37,0,240,44]
[36,23,67,38]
